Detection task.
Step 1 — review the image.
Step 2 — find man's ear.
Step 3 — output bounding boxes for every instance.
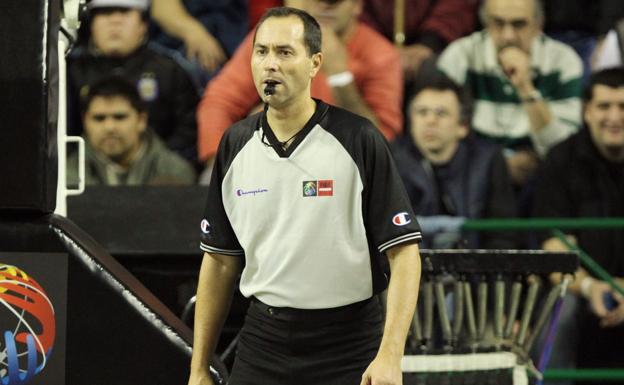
[138,112,148,134]
[457,123,469,139]
[310,52,323,77]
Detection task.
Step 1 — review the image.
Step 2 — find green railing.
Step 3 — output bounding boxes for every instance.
[460,217,624,381]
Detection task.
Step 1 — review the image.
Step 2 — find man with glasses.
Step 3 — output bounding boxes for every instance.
[437,0,583,187]
[392,75,517,249]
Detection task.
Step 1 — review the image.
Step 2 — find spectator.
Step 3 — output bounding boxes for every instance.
[150,0,247,75]
[67,76,196,186]
[68,0,200,163]
[534,67,624,384]
[543,0,624,81]
[437,0,583,186]
[392,75,517,249]
[248,1,306,29]
[360,0,478,81]
[196,0,402,172]
[593,18,624,72]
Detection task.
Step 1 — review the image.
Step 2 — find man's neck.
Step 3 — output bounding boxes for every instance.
[267,97,316,142]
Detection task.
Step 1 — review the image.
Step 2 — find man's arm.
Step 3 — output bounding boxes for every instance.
[188,252,242,385]
[544,237,624,327]
[498,45,582,156]
[361,243,421,385]
[321,26,380,127]
[151,0,226,72]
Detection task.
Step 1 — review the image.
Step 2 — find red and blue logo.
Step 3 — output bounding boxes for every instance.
[392,212,412,226]
[0,264,55,385]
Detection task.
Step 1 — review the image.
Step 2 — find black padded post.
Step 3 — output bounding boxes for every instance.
[0,0,59,212]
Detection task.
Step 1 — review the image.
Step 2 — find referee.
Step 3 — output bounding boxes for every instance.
[188,6,422,385]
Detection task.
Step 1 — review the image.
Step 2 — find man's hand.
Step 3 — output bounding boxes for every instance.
[584,277,624,328]
[182,22,227,72]
[400,44,433,82]
[320,26,348,75]
[505,150,539,185]
[584,279,612,318]
[187,368,215,385]
[601,292,624,327]
[360,352,403,385]
[498,46,534,97]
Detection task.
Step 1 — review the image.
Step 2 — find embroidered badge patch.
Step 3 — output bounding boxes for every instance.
[392,212,411,226]
[318,180,333,196]
[303,180,334,197]
[302,181,317,197]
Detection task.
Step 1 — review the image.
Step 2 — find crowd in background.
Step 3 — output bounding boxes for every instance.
[64,0,624,381]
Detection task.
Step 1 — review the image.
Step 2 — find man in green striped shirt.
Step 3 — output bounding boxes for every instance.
[438,0,582,185]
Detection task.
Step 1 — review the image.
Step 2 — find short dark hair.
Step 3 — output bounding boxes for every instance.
[253,7,322,56]
[583,67,624,102]
[408,73,472,125]
[81,76,146,115]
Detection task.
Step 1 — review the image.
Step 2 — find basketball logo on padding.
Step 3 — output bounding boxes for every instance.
[0,264,56,385]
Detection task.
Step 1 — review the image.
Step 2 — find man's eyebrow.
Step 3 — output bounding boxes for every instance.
[491,15,529,23]
[253,43,295,50]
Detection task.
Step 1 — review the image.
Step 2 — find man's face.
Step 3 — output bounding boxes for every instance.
[409,89,467,161]
[251,16,322,108]
[91,8,146,57]
[485,0,540,53]
[306,0,360,36]
[84,96,147,164]
[585,85,624,160]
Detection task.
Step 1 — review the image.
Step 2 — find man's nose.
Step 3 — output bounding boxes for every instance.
[263,52,279,71]
[501,24,517,43]
[102,117,117,131]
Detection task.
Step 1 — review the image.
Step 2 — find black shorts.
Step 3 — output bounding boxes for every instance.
[228,296,383,385]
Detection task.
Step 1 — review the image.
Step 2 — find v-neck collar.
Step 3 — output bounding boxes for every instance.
[260,99,328,158]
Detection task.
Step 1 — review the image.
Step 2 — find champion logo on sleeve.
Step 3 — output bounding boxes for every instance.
[392,212,411,226]
[200,219,211,234]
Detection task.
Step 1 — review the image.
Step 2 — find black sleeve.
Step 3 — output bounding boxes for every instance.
[532,151,576,244]
[361,125,422,253]
[199,131,244,257]
[482,150,521,249]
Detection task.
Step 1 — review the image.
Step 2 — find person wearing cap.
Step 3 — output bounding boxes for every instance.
[67,0,200,163]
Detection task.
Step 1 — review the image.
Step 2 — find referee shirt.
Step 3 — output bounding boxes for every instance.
[200,100,421,309]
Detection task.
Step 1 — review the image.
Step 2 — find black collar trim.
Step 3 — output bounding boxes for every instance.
[261,99,328,158]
